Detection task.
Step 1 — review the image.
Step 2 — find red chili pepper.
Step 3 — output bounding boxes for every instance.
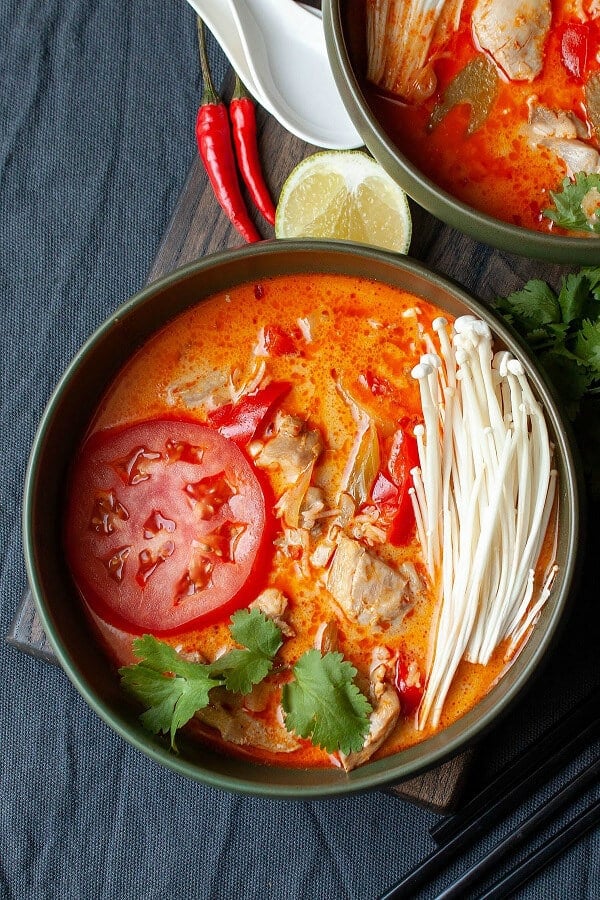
[229,75,277,226]
[195,19,260,243]
[207,381,292,444]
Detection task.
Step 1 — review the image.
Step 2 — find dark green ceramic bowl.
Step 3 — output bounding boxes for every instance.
[23,241,581,798]
[323,0,600,265]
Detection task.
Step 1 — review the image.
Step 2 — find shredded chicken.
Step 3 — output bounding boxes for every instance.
[325,533,420,628]
[196,690,300,752]
[249,587,294,637]
[313,620,340,654]
[339,648,400,772]
[526,99,600,176]
[250,413,322,483]
[581,186,600,225]
[472,0,552,82]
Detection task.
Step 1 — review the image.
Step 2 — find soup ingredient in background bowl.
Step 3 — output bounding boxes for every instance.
[365,0,600,235]
[63,273,555,769]
[275,151,412,252]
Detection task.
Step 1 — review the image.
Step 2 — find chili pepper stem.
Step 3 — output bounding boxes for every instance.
[196,17,219,107]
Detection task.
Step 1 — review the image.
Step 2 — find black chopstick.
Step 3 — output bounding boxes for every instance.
[377,693,600,900]
[433,753,600,899]
[430,691,600,846]
[479,794,600,900]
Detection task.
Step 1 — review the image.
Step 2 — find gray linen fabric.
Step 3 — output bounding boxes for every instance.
[2,1,599,898]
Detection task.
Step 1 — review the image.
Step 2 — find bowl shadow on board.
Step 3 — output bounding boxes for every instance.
[23,241,582,799]
[323,0,600,266]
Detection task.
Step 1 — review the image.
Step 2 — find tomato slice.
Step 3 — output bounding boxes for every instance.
[64,418,270,635]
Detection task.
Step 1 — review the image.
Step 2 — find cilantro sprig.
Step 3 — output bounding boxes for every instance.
[493,266,600,494]
[119,609,372,755]
[543,173,600,234]
[282,650,372,754]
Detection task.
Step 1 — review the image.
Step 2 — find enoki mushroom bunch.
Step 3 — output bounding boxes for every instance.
[410,315,558,730]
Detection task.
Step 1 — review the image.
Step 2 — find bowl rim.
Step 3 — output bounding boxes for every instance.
[23,239,583,798]
[322,0,600,265]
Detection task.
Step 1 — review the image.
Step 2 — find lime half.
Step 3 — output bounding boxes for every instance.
[275,150,412,253]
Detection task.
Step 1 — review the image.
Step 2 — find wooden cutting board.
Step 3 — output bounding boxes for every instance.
[10,74,572,811]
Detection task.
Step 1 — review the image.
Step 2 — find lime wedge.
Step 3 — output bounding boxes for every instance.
[275,150,412,253]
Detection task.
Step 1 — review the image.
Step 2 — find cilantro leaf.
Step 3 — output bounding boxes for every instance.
[574,319,600,377]
[557,272,595,324]
[119,635,221,749]
[281,650,372,754]
[543,173,600,233]
[229,607,283,658]
[494,279,561,331]
[580,267,600,302]
[119,612,284,748]
[209,608,282,694]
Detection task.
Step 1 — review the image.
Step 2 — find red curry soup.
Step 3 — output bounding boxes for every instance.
[364,0,600,235]
[64,272,558,770]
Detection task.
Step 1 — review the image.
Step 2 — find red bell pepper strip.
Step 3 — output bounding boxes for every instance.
[195,19,260,244]
[394,656,424,716]
[561,23,590,80]
[230,75,277,226]
[387,427,420,545]
[207,381,292,444]
[263,324,302,356]
[367,426,420,546]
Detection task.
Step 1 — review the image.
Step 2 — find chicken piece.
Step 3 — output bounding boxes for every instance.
[581,186,600,226]
[526,99,589,141]
[472,0,552,82]
[251,413,322,484]
[313,620,340,654]
[541,138,600,176]
[339,647,400,772]
[325,533,419,628]
[525,98,599,175]
[300,486,327,531]
[249,587,294,637]
[196,689,300,752]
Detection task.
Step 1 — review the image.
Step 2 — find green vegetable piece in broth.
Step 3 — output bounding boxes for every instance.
[428,55,498,135]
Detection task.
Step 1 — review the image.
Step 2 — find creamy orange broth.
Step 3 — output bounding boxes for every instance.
[74,272,511,768]
[364,0,600,233]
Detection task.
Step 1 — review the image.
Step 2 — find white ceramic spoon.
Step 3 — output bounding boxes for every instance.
[187,0,362,148]
[186,0,264,102]
[228,0,362,148]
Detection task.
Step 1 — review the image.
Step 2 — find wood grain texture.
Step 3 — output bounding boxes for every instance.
[7,80,575,812]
